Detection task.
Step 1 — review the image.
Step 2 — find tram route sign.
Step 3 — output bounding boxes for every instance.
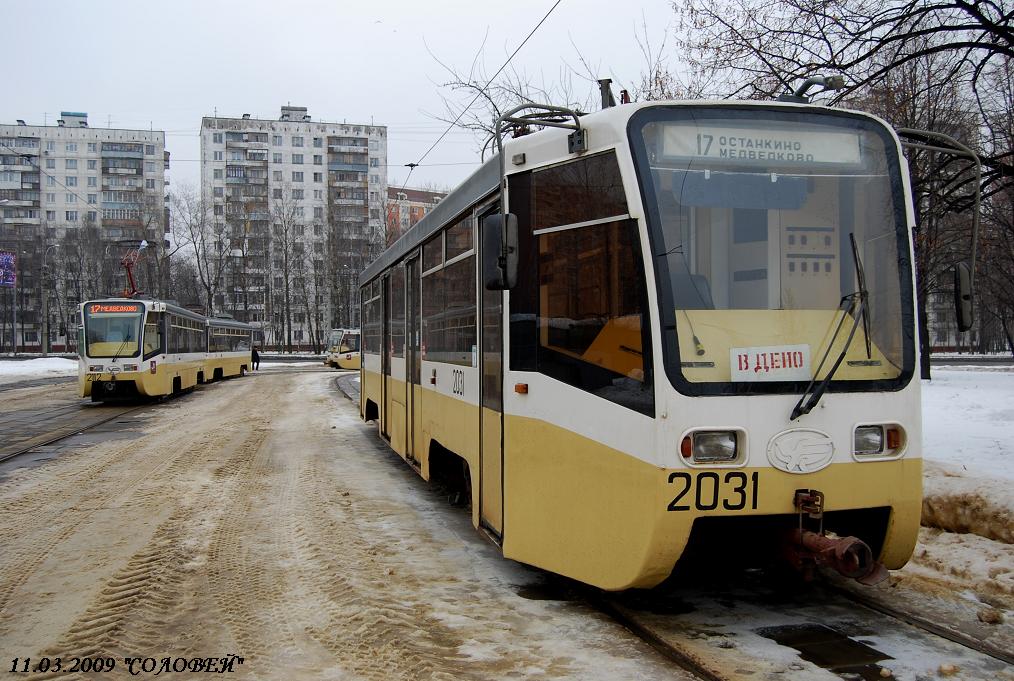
[0,251,15,288]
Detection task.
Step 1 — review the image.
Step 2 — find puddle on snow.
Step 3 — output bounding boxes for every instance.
[757,623,891,681]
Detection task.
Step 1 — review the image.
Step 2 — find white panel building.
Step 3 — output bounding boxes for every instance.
[200,106,387,350]
[0,112,168,352]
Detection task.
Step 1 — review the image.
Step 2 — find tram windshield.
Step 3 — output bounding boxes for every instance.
[83,301,144,358]
[629,107,914,395]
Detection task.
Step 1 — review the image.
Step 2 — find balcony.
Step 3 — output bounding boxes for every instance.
[330,198,366,206]
[327,162,368,173]
[101,149,144,159]
[226,157,268,167]
[225,176,267,185]
[103,218,142,227]
[102,167,140,175]
[328,179,367,188]
[225,140,269,150]
[327,144,368,153]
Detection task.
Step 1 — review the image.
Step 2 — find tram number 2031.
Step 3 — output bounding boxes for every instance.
[667,471,759,512]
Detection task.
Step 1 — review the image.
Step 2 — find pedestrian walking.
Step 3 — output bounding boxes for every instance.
[251,346,260,371]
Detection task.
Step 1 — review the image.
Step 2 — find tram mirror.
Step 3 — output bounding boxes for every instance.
[953,261,973,332]
[482,213,519,290]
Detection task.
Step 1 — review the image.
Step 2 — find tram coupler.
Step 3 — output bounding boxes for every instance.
[782,528,889,585]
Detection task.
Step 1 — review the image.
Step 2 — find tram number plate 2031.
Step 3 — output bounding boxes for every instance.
[666,471,759,512]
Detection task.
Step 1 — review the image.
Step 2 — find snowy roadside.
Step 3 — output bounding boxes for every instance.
[0,358,78,387]
[906,367,1014,621]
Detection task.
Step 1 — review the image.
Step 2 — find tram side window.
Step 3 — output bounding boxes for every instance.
[390,265,405,358]
[510,152,653,415]
[362,281,381,353]
[422,219,476,366]
[143,312,163,359]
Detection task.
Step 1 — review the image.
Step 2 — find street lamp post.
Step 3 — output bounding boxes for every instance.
[40,244,59,355]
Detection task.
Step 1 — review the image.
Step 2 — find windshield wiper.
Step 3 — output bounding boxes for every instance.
[790,233,869,421]
[111,330,133,362]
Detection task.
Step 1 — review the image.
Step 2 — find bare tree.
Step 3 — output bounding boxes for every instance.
[170,184,229,314]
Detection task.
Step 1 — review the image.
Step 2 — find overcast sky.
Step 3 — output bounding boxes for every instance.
[3,0,675,192]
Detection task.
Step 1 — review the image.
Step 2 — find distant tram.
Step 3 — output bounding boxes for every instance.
[358,96,972,590]
[79,298,254,402]
[324,328,362,370]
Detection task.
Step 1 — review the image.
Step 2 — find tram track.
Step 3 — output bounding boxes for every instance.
[584,572,1013,680]
[0,402,148,465]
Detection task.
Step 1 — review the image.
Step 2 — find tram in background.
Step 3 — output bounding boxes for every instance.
[324,328,362,370]
[358,92,974,590]
[79,299,254,402]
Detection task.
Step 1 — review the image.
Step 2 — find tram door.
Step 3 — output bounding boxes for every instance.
[406,257,421,462]
[380,274,391,440]
[479,206,504,537]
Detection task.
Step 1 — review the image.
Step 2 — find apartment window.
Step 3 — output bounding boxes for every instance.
[214,205,224,215]
[87,211,97,222]
[46,141,55,151]
[85,142,96,153]
[66,159,77,169]
[145,178,156,189]
[144,161,155,173]
[46,192,56,202]
[273,170,282,181]
[313,172,323,182]
[370,174,379,184]
[214,151,223,161]
[273,153,282,163]
[292,153,303,164]
[313,224,323,235]
[214,187,224,197]
[65,176,78,187]
[229,150,242,161]
[294,206,304,217]
[313,189,323,199]
[66,193,76,203]
[292,189,304,199]
[145,144,155,155]
[65,210,78,221]
[313,137,322,148]
[370,158,379,168]
[87,159,97,170]
[314,206,323,219]
[87,176,97,187]
[292,171,303,182]
[272,135,283,145]
[292,136,304,147]
[45,158,56,169]
[313,155,322,165]
[87,194,97,204]
[214,169,223,179]
[370,191,377,201]
[65,142,77,152]
[213,133,223,144]
[46,210,56,220]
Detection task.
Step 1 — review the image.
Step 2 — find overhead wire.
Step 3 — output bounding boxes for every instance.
[399,0,564,190]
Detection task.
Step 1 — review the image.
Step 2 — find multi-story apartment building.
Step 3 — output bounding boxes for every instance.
[385,186,447,245]
[200,106,387,350]
[0,111,168,352]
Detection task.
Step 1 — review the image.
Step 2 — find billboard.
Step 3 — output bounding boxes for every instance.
[0,251,15,288]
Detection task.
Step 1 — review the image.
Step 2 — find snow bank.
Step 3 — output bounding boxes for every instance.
[0,358,78,386]
[923,462,1013,543]
[921,369,1014,543]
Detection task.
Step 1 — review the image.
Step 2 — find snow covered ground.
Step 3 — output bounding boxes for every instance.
[0,357,77,386]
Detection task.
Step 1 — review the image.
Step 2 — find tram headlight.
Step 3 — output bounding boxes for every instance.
[122,364,138,372]
[854,425,884,455]
[88,364,103,372]
[854,424,905,458]
[684,431,738,463]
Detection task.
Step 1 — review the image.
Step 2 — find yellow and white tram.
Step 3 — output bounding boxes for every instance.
[358,98,959,590]
[79,299,254,402]
[325,328,362,370]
